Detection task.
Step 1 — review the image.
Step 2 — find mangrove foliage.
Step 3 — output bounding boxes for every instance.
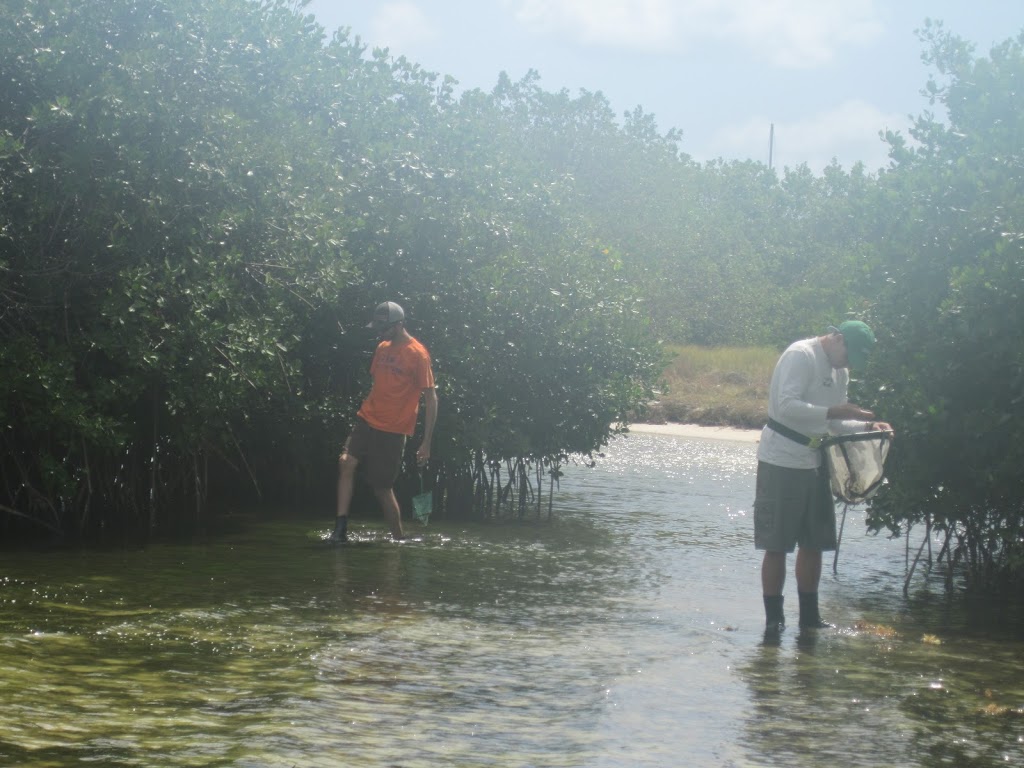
[2,2,1024,592]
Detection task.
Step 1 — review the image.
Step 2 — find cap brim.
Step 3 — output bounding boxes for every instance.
[847,349,869,370]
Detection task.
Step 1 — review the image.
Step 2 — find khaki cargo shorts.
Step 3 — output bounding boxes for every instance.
[753,461,836,553]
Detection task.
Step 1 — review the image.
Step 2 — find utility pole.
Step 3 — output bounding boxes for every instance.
[768,123,774,170]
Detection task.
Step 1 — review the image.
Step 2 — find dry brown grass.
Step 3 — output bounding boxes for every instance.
[642,345,777,429]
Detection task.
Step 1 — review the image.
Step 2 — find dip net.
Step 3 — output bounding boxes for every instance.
[825,430,893,573]
[822,430,893,504]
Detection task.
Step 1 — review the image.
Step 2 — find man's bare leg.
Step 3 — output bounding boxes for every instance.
[373,487,405,540]
[795,548,830,628]
[761,550,787,633]
[331,452,358,542]
[795,548,822,592]
[761,551,786,595]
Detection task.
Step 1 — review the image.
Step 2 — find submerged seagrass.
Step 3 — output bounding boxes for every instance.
[1,432,1020,767]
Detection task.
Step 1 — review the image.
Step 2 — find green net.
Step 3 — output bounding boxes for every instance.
[412,490,432,523]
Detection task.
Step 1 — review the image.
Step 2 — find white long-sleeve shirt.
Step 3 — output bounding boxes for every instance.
[757,337,866,469]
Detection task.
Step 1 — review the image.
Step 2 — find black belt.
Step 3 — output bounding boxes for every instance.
[766,417,820,448]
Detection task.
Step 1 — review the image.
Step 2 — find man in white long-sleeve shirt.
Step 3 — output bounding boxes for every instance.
[755,321,892,639]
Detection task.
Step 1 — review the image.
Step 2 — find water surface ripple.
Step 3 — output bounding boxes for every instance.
[1,431,1022,766]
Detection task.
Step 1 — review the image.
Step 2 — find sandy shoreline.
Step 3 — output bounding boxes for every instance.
[618,422,761,443]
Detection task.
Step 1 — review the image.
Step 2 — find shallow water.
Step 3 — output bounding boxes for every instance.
[1,431,1022,767]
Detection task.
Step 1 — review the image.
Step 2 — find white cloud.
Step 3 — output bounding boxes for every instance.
[509,0,678,48]
[505,0,884,66]
[717,0,884,68]
[705,99,909,172]
[367,2,439,53]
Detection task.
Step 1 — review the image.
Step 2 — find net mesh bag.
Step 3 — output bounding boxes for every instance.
[412,490,432,523]
[412,469,432,524]
[821,431,893,504]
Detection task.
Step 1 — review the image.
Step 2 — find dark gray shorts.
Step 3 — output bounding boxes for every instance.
[344,418,406,490]
[753,461,836,553]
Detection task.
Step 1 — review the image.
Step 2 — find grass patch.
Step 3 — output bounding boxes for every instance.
[643,344,778,429]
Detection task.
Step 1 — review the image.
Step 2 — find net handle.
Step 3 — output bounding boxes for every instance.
[820,429,893,449]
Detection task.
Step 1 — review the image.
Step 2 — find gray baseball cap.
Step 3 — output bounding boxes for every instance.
[366,301,405,329]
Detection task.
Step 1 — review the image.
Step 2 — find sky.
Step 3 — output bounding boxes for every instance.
[302,0,1024,173]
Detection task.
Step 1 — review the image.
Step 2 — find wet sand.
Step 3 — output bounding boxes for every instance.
[620,422,761,443]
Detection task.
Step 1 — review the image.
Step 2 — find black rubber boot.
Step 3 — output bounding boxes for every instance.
[798,591,832,629]
[329,516,348,544]
[763,595,785,640]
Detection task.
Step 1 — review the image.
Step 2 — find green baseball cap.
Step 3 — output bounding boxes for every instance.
[832,320,876,370]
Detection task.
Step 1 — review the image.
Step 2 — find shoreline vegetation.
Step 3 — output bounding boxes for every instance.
[631,344,774,440]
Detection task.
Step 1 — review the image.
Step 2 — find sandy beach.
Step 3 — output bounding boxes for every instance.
[619,422,761,443]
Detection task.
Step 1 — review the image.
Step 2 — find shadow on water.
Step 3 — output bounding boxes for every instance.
[0,431,1022,766]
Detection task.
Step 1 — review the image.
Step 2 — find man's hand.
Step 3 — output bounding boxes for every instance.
[868,421,894,435]
[416,444,430,466]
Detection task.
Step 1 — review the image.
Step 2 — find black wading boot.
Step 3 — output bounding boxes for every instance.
[763,595,785,642]
[798,591,833,629]
[329,516,348,544]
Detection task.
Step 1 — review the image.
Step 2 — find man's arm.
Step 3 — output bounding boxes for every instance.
[774,348,830,434]
[416,387,438,465]
[826,402,875,421]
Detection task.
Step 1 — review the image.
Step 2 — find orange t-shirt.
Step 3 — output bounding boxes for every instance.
[357,336,434,436]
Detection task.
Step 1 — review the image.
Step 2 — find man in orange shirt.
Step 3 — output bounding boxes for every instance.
[330,301,438,543]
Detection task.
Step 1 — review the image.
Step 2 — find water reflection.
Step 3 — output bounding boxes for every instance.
[0,431,1022,766]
